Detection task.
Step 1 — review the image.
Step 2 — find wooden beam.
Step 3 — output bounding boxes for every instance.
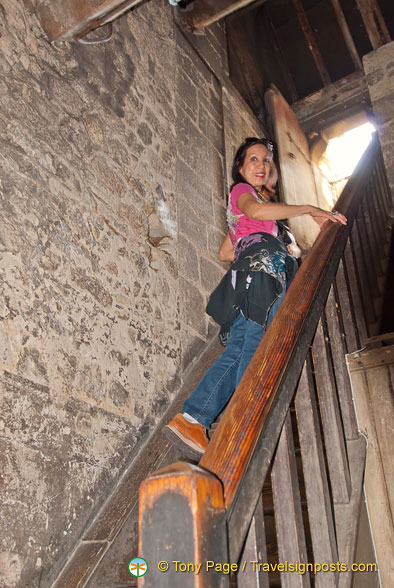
[265,5,299,103]
[180,0,263,31]
[293,71,369,137]
[330,0,362,70]
[291,0,331,87]
[34,0,145,41]
[355,0,391,50]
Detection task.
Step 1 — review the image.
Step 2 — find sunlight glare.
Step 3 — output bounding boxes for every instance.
[319,122,375,198]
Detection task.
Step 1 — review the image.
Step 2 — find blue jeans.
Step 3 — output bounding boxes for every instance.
[182,293,284,428]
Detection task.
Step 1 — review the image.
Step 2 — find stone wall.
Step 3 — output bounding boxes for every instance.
[364,41,394,196]
[0,1,262,586]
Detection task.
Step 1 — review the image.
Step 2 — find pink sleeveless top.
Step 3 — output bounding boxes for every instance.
[227,183,278,246]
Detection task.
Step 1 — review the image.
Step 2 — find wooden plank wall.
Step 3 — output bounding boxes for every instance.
[347,343,394,586]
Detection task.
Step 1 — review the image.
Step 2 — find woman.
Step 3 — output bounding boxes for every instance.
[164,137,346,458]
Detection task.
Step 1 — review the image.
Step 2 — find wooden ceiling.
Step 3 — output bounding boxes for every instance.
[224,0,393,126]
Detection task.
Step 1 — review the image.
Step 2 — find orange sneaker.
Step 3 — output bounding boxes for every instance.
[163,413,209,458]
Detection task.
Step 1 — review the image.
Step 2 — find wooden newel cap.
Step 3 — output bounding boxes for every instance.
[138,462,228,587]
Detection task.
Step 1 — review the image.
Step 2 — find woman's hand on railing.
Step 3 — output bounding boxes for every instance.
[308,206,347,228]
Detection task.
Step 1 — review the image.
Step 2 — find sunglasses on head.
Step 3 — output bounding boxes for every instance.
[242,137,275,152]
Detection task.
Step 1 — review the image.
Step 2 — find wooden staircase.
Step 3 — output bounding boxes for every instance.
[139,135,393,588]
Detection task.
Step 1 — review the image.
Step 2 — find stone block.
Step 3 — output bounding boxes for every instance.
[206,22,228,74]
[178,198,208,251]
[181,330,208,371]
[379,137,394,191]
[176,28,212,89]
[198,101,223,149]
[208,224,227,261]
[364,42,394,102]
[176,110,209,171]
[119,201,149,235]
[179,277,207,337]
[178,234,199,281]
[137,122,153,146]
[365,67,384,92]
[181,23,227,82]
[175,156,213,217]
[108,380,130,409]
[176,70,198,123]
[370,93,394,128]
[145,105,175,143]
[89,154,128,198]
[213,196,227,225]
[386,59,394,79]
[200,257,225,293]
[70,266,113,308]
[198,82,222,122]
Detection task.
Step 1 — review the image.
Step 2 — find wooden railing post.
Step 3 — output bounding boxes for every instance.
[324,286,359,439]
[295,362,339,586]
[139,462,229,588]
[334,259,359,353]
[271,412,310,587]
[238,497,270,588]
[312,319,351,503]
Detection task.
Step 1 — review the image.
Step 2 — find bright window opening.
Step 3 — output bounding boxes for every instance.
[318,122,376,202]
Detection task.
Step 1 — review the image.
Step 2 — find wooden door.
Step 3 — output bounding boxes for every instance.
[265,85,323,251]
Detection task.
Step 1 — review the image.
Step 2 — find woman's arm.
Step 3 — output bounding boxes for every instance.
[219,232,235,262]
[237,193,347,226]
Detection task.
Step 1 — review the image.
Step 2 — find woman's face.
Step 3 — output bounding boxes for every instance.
[239,144,272,191]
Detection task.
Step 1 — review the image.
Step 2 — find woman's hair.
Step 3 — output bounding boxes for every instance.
[231,137,275,186]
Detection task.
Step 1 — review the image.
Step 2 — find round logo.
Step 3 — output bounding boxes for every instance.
[128,557,148,577]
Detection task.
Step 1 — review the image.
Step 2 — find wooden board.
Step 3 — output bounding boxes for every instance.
[324,285,359,439]
[265,86,322,251]
[271,413,310,587]
[347,346,394,586]
[238,497,270,588]
[34,0,144,41]
[312,319,351,504]
[295,362,338,586]
[180,0,265,31]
